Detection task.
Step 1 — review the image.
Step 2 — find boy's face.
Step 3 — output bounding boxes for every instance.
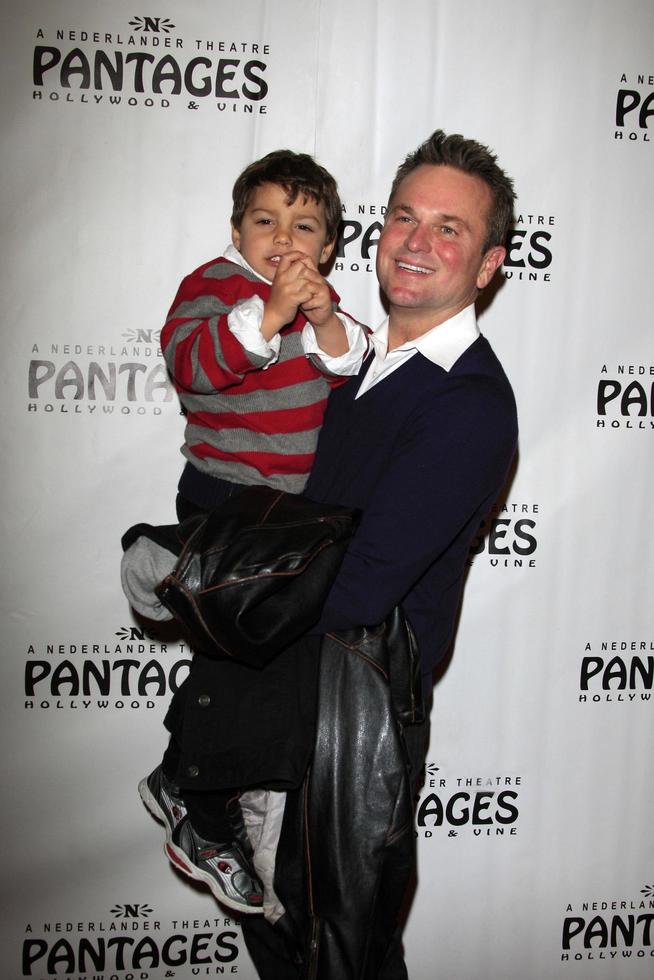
[231,182,335,280]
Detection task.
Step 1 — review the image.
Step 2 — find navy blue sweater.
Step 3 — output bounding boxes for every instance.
[306,335,518,683]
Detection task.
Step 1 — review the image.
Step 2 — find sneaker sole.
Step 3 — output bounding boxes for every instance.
[138,776,176,846]
[164,842,264,915]
[140,775,263,915]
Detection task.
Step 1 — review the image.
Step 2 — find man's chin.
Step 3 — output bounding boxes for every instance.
[385,287,431,309]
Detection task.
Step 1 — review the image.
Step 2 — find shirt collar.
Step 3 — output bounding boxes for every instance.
[369,303,480,371]
[222,243,271,284]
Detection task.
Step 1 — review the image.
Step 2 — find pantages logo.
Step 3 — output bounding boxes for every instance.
[615,72,653,144]
[596,362,654,431]
[415,763,521,840]
[23,904,242,977]
[503,212,554,285]
[561,884,654,964]
[31,15,269,113]
[468,501,538,570]
[334,202,386,276]
[27,329,175,417]
[24,625,191,712]
[578,639,653,705]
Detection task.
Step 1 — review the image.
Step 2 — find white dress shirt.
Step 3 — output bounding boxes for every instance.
[355,304,480,398]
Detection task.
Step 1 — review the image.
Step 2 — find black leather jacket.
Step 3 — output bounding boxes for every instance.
[124,487,424,976]
[276,609,425,979]
[154,486,358,667]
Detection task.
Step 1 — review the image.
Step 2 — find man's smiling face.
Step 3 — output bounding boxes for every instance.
[376,164,505,335]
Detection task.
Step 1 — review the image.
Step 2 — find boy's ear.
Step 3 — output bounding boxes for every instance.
[231,223,241,251]
[319,238,336,265]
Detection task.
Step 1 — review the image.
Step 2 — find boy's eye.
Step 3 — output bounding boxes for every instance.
[297,223,315,232]
[255,218,272,225]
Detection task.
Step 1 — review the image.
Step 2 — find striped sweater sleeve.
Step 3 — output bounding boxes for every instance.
[161,258,273,394]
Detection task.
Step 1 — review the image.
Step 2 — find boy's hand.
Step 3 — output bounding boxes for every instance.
[261,251,316,340]
[295,257,334,329]
[298,257,349,357]
[260,253,348,356]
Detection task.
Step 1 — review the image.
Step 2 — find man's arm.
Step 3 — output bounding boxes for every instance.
[311,378,517,633]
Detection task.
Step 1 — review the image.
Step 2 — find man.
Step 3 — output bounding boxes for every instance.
[309,128,518,693]
[246,128,519,978]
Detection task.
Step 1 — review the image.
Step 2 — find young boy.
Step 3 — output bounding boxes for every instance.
[133,150,366,915]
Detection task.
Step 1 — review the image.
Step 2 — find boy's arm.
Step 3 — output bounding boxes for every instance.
[297,257,350,356]
[302,314,369,378]
[232,252,366,369]
[228,253,369,376]
[163,255,366,393]
[162,261,279,394]
[295,256,368,376]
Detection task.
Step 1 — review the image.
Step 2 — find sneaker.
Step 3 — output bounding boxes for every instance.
[138,766,188,845]
[166,816,264,914]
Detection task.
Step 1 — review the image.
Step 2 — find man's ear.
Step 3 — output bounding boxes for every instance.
[476,245,505,290]
[319,238,336,265]
[231,223,241,251]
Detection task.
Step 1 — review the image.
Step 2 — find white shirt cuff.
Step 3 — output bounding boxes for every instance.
[302,314,368,376]
[228,295,281,365]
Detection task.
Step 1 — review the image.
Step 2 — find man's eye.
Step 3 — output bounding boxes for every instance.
[441,225,456,236]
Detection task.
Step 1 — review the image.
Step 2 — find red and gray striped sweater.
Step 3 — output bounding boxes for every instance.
[162,255,353,493]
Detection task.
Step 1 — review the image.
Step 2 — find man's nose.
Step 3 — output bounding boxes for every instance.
[406,223,431,253]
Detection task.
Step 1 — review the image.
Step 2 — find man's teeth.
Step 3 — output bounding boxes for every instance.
[397,261,431,274]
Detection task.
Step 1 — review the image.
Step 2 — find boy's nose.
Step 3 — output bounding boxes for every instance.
[274,226,292,246]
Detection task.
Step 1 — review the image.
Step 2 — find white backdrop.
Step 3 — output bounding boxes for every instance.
[2,1,653,978]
